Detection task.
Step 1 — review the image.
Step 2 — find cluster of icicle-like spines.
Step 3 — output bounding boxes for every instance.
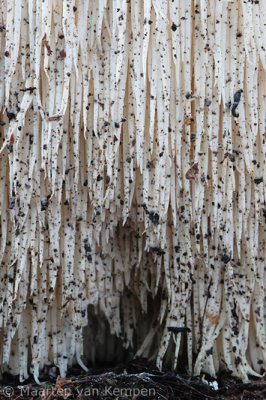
[0,0,266,383]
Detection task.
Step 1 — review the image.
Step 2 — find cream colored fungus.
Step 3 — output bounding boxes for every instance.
[0,0,265,383]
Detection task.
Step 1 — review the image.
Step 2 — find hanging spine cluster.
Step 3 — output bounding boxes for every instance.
[0,0,266,383]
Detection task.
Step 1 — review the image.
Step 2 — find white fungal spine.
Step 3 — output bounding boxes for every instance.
[0,0,265,384]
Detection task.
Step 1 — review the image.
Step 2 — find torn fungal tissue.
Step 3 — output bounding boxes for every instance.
[0,0,265,383]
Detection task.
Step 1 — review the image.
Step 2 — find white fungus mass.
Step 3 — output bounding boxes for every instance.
[0,0,266,384]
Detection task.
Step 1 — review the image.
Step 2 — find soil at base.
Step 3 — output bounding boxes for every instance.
[0,358,265,399]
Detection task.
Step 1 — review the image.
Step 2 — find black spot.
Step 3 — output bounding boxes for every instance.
[228,153,235,162]
[9,197,16,210]
[221,253,231,264]
[171,23,177,32]
[6,111,16,122]
[150,247,165,256]
[206,348,213,356]
[84,239,91,253]
[204,98,211,107]
[41,197,48,211]
[231,89,243,118]
[148,211,159,225]
[167,327,191,334]
[254,177,263,185]
[235,356,241,367]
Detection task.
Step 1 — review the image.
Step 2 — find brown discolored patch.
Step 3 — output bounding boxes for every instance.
[42,33,52,55]
[185,116,194,126]
[59,49,66,59]
[206,311,220,325]
[47,115,62,122]
[9,134,15,145]
[185,162,199,180]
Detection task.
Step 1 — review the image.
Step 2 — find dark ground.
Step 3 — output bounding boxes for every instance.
[0,359,266,399]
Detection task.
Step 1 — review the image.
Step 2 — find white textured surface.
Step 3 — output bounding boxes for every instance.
[0,0,265,382]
